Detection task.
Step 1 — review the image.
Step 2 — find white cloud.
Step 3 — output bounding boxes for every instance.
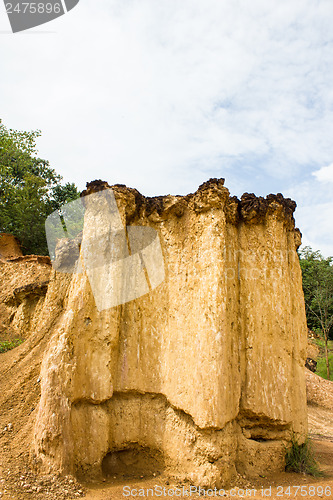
[285,178,333,258]
[313,164,333,183]
[0,0,333,253]
[296,202,333,258]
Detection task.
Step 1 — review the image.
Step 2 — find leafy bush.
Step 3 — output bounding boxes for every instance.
[285,434,323,477]
[0,338,24,353]
[299,247,333,380]
[0,119,79,255]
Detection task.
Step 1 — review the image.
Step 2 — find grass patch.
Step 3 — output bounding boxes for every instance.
[313,337,333,351]
[0,338,24,353]
[316,353,333,380]
[313,337,333,381]
[285,434,323,477]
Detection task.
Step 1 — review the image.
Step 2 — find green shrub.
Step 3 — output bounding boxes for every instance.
[285,434,323,477]
[0,338,24,353]
[314,338,333,381]
[316,353,333,380]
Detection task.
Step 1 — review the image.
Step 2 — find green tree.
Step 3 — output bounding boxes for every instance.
[0,119,79,255]
[299,246,333,380]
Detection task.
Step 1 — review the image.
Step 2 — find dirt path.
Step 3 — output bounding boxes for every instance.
[308,405,333,440]
[80,437,333,500]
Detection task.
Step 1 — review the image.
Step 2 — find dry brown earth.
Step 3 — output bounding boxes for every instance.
[0,342,332,500]
[0,234,22,259]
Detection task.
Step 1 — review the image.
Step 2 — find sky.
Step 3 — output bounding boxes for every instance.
[0,0,332,256]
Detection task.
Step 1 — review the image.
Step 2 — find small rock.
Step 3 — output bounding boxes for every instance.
[7,423,13,431]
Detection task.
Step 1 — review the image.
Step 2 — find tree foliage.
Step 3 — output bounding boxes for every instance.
[299,246,333,379]
[0,119,79,255]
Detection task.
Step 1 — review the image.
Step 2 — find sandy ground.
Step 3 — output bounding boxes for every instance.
[0,334,332,500]
[1,405,332,500]
[308,405,333,439]
[80,405,333,500]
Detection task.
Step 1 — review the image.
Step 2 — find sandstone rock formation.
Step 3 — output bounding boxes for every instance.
[0,256,51,340]
[27,179,308,487]
[0,233,22,259]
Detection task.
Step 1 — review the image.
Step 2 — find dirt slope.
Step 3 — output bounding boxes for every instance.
[306,368,333,411]
[0,265,76,499]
